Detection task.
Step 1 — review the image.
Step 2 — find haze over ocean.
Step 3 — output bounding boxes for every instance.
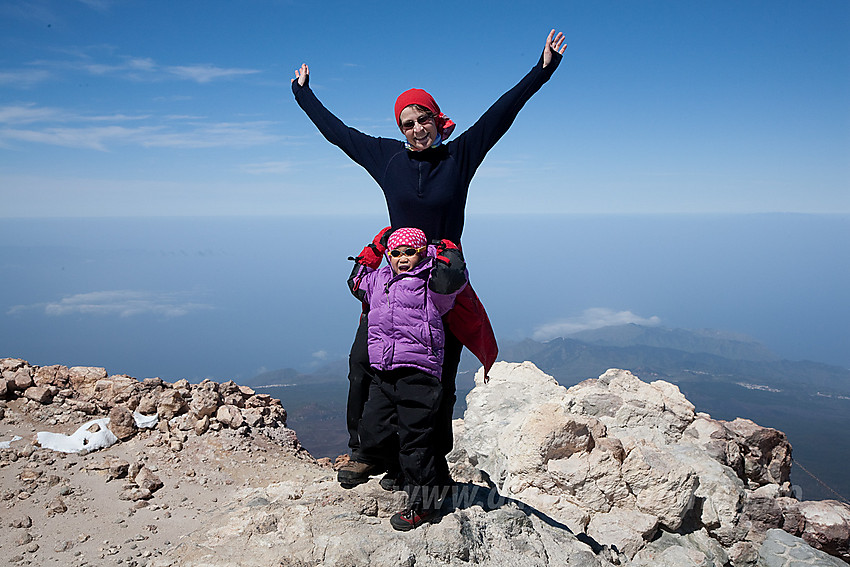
[2,213,847,382]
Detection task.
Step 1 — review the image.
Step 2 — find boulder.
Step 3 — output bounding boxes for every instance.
[34,365,70,388]
[189,387,221,419]
[217,404,244,429]
[68,366,108,398]
[10,368,34,391]
[0,358,27,373]
[24,386,54,404]
[107,405,138,440]
[722,418,792,487]
[620,443,698,531]
[157,389,186,419]
[780,499,850,562]
[586,508,658,558]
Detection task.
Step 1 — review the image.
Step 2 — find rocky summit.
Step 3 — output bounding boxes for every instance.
[1,357,848,566]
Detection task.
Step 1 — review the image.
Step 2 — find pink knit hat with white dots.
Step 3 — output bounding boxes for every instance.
[387,227,427,251]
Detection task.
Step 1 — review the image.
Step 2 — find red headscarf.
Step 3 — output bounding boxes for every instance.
[394,88,456,141]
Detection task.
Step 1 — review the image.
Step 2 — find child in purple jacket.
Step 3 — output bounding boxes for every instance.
[346,227,467,531]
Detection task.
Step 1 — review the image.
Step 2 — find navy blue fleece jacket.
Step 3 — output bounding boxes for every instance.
[292,52,562,243]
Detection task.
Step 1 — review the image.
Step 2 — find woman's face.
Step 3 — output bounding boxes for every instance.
[399,105,438,151]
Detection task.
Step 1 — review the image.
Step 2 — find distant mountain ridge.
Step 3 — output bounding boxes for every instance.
[565,323,781,362]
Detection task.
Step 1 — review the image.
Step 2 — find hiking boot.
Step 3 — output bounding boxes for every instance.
[337,461,383,488]
[390,507,437,531]
[379,472,404,492]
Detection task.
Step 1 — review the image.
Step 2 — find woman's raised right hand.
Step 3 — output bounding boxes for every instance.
[292,63,309,87]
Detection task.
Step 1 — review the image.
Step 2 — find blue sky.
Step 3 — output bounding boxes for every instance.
[1,1,849,379]
[2,0,848,217]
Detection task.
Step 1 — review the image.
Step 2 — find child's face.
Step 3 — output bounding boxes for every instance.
[389,246,424,274]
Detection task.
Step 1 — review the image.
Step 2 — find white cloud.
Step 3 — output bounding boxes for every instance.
[9,290,213,318]
[76,0,116,11]
[166,65,260,84]
[0,124,159,151]
[239,161,293,175]
[0,104,282,150]
[0,103,61,125]
[0,69,52,87]
[533,308,661,340]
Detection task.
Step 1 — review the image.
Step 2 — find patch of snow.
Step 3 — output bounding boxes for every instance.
[37,418,118,453]
[134,411,158,429]
[0,435,23,449]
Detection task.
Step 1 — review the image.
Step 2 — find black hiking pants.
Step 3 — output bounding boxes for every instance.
[359,367,443,510]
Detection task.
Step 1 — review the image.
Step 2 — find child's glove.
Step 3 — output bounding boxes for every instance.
[350,226,392,269]
[435,239,460,265]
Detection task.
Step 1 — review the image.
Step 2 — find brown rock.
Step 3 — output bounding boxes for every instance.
[137,393,158,415]
[34,365,70,388]
[242,408,265,428]
[157,389,186,419]
[46,496,68,515]
[143,377,164,389]
[785,499,850,562]
[220,380,247,408]
[10,515,32,528]
[0,358,27,373]
[194,415,210,435]
[108,459,130,481]
[266,405,287,426]
[246,393,273,408]
[92,374,139,408]
[10,369,34,391]
[134,467,163,493]
[190,387,221,419]
[19,467,41,482]
[108,405,138,440]
[68,366,108,398]
[723,418,792,486]
[216,404,244,429]
[24,386,53,404]
[119,487,153,501]
[66,398,97,414]
[0,379,8,398]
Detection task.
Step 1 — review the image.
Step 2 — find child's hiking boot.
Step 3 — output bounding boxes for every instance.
[390,507,437,531]
[337,461,383,488]
[379,471,404,492]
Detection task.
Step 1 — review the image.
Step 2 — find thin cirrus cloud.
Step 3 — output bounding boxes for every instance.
[8,290,213,318]
[239,161,293,175]
[0,104,281,150]
[7,51,260,85]
[532,308,662,341]
[0,69,52,87]
[78,56,260,84]
[165,65,260,83]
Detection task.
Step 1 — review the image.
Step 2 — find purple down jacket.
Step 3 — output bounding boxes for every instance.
[349,245,467,380]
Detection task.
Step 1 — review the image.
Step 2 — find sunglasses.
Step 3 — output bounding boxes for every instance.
[389,246,425,258]
[400,114,434,130]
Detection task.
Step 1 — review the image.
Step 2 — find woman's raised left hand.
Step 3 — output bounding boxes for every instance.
[542,29,567,68]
